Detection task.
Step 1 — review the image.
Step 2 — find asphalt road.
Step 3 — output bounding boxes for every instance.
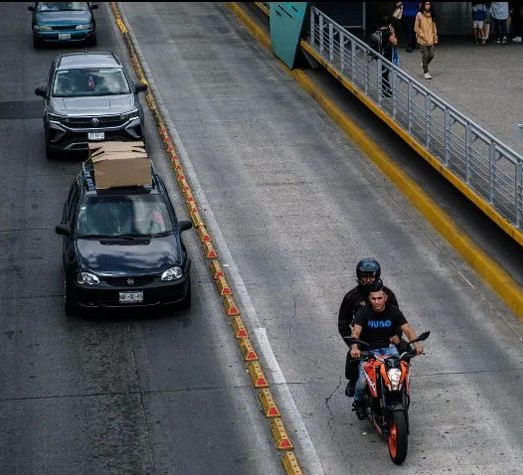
[0,2,521,475]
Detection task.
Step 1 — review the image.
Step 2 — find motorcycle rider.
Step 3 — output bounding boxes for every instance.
[350,280,424,419]
[338,257,406,397]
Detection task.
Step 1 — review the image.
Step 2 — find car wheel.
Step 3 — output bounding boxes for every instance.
[64,280,79,316]
[33,37,42,49]
[180,276,192,309]
[46,142,58,160]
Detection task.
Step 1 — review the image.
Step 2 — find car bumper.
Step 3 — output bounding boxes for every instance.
[46,117,144,152]
[33,29,95,43]
[69,273,190,309]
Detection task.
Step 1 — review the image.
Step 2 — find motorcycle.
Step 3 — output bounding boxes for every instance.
[346,331,430,465]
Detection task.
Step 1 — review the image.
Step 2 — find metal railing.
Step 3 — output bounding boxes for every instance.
[308,6,523,232]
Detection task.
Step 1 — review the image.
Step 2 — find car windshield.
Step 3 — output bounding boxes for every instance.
[36,2,90,12]
[53,68,131,97]
[76,194,175,237]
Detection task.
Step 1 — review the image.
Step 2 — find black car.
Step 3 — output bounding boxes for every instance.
[28,2,98,48]
[55,160,192,315]
[35,51,147,159]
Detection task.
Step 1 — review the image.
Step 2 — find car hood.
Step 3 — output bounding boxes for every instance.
[51,95,135,116]
[35,11,92,26]
[76,237,180,276]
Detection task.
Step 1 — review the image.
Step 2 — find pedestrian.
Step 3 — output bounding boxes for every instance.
[483,2,492,43]
[472,2,488,44]
[490,2,509,43]
[402,2,420,52]
[377,16,398,97]
[415,2,438,80]
[510,0,523,42]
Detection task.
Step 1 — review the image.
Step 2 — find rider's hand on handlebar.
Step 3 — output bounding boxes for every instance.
[414,342,424,355]
[350,346,361,359]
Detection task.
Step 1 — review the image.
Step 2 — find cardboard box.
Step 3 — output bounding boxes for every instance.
[87,141,152,189]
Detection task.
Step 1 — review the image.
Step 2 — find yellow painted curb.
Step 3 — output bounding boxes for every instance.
[281,451,303,475]
[239,337,258,361]
[270,418,294,450]
[247,360,269,388]
[231,314,249,339]
[223,294,241,316]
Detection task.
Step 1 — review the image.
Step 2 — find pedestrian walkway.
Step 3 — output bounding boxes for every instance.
[396,36,523,154]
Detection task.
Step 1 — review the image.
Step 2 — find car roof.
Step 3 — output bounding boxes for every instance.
[57,52,122,70]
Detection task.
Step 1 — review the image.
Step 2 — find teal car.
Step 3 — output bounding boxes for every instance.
[28,2,98,48]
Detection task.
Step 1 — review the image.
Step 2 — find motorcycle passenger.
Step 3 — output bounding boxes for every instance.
[338,258,405,398]
[349,280,424,419]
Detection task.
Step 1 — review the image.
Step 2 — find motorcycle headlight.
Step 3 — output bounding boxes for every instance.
[34,25,52,31]
[161,266,183,281]
[76,23,94,30]
[387,368,402,390]
[77,272,100,285]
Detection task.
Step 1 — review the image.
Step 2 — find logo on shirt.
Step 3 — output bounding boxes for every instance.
[368,320,392,329]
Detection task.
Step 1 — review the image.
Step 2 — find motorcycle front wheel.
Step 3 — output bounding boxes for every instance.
[388,411,408,465]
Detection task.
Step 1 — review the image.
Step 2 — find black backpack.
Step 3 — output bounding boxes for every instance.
[369,28,384,55]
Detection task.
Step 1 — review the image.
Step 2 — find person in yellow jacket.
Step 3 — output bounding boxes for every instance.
[414,2,438,79]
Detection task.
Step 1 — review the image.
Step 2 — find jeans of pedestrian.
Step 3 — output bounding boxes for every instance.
[491,18,507,40]
[354,345,400,403]
[420,44,435,73]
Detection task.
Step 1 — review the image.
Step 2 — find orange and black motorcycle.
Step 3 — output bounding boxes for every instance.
[347,331,430,465]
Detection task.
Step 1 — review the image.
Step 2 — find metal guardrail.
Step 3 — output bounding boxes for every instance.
[308,6,523,233]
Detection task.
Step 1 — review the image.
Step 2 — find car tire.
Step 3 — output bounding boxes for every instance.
[180,275,192,309]
[64,280,79,316]
[33,37,42,49]
[45,142,58,160]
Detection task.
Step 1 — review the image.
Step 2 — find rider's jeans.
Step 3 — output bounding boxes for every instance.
[354,345,399,403]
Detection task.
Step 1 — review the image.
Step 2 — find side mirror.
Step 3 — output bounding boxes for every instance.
[179,220,192,232]
[35,86,47,98]
[55,224,71,236]
[28,6,34,11]
[134,82,148,93]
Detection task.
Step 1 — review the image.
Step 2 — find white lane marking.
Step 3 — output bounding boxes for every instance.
[115,5,325,474]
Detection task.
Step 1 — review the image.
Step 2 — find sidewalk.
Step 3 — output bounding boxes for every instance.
[396,36,523,155]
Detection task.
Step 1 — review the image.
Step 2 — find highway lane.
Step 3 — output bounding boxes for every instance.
[0,3,281,474]
[117,2,523,475]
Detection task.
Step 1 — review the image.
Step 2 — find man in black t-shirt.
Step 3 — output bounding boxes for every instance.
[349,281,423,417]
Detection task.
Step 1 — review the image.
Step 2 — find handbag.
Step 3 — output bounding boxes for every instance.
[392,5,403,20]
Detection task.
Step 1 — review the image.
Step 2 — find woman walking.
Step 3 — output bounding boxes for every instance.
[414,2,438,79]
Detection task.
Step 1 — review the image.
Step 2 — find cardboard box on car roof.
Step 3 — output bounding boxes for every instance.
[88,141,152,189]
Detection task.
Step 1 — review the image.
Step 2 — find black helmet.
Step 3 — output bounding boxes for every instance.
[356,257,381,287]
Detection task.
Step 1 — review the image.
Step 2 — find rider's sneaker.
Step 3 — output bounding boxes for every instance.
[345,381,356,397]
[352,400,366,420]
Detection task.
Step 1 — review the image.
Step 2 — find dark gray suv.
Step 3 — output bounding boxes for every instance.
[35,51,147,159]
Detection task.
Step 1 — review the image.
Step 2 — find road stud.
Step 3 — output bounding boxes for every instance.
[216,274,231,295]
[258,388,281,418]
[281,452,303,475]
[248,361,268,388]
[231,314,248,339]
[196,225,211,243]
[189,208,204,228]
[209,260,224,279]
[239,337,258,361]
[270,418,293,450]
[202,241,217,259]
[223,295,240,315]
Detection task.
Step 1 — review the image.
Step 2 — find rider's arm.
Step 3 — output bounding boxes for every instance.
[338,293,355,343]
[350,324,363,358]
[400,322,423,354]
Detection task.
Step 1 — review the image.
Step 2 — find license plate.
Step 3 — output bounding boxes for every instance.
[119,291,143,304]
[58,33,71,40]
[88,132,105,141]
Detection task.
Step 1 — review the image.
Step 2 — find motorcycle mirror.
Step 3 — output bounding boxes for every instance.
[411,331,430,343]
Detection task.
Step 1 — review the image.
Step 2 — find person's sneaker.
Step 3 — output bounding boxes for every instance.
[352,400,366,420]
[512,36,522,43]
[424,72,432,80]
[494,39,501,44]
[345,381,356,397]
[502,36,507,44]
[481,37,486,45]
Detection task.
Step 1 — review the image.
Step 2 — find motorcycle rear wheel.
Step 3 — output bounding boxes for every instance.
[388,411,408,465]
